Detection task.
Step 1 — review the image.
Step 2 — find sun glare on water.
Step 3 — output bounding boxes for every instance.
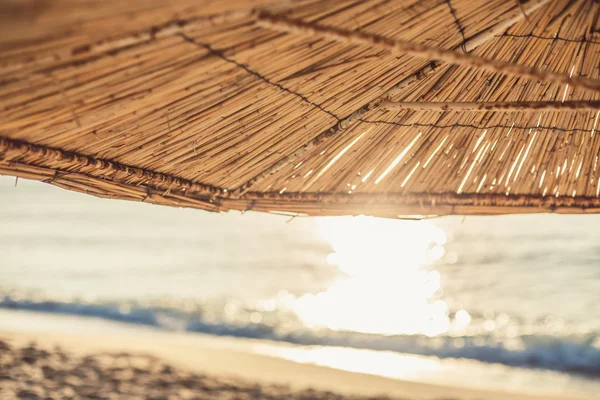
[293,216,452,337]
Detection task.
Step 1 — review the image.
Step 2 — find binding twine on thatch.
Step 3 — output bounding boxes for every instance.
[254,10,600,93]
[380,100,600,112]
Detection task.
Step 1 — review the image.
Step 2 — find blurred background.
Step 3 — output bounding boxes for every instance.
[1,175,599,397]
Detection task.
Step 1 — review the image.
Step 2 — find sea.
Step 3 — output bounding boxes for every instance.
[1,175,599,397]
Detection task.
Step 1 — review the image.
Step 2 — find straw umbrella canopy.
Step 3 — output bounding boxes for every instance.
[2,0,600,217]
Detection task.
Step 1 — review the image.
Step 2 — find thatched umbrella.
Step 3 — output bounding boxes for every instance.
[2,0,600,217]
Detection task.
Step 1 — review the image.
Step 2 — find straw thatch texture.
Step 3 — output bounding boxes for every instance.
[3,0,600,217]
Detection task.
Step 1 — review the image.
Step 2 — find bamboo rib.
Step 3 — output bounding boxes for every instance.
[255,10,600,92]
[461,0,551,52]
[0,163,223,212]
[387,0,552,97]
[380,100,600,112]
[0,137,223,197]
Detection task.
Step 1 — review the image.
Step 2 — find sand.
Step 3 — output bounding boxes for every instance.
[1,338,395,400]
[0,327,594,400]
[0,310,594,400]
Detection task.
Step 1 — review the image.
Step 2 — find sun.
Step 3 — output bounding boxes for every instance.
[292,216,451,337]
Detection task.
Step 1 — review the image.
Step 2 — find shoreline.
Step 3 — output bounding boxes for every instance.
[1,310,596,400]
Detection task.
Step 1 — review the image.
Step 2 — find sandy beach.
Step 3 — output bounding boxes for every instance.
[0,334,585,400]
[2,337,395,400]
[1,310,596,400]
